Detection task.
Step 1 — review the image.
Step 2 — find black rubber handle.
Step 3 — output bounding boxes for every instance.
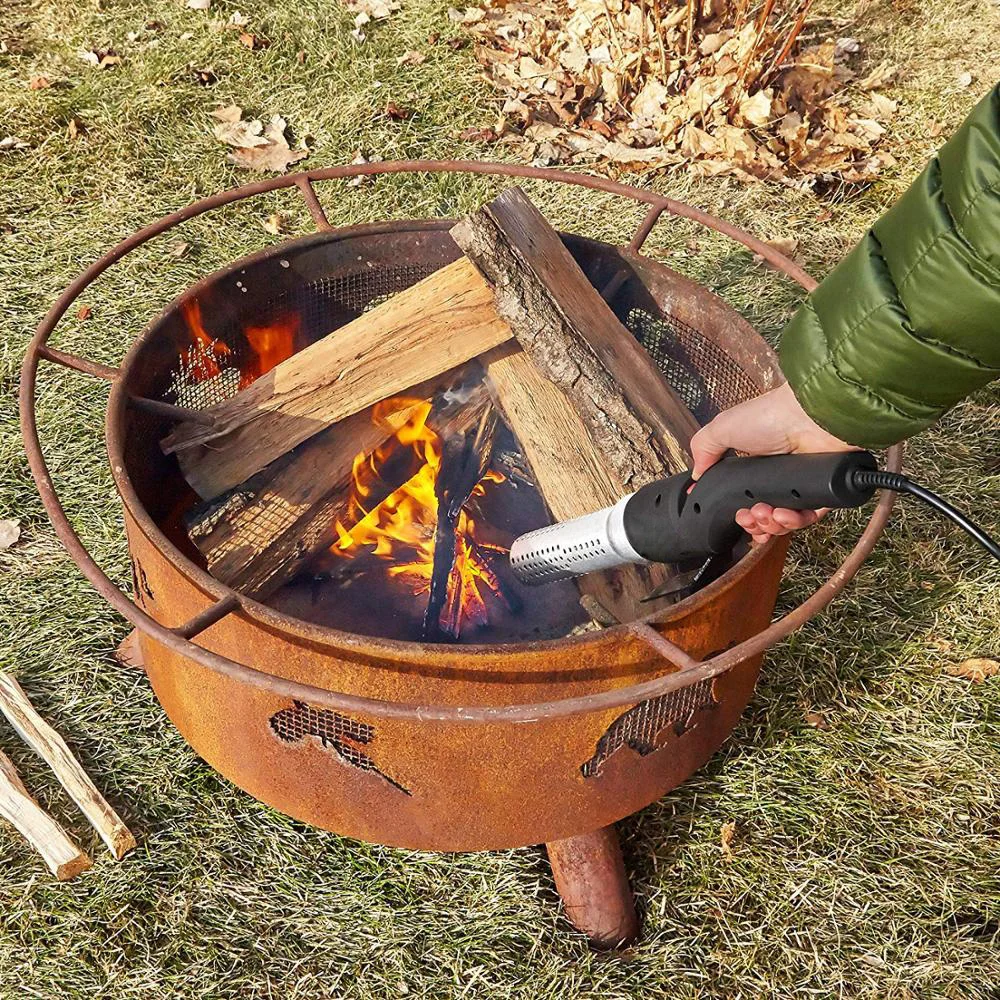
[623,451,878,564]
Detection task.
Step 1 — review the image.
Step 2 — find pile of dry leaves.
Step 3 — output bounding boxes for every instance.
[459,0,899,188]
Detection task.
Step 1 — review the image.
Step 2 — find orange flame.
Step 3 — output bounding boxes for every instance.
[178,300,298,388]
[180,299,230,382]
[240,313,300,388]
[332,397,506,636]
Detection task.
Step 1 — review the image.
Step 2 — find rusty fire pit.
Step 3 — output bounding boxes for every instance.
[21,162,900,947]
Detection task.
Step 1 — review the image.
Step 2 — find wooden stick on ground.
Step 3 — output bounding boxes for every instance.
[0,673,136,860]
[162,256,513,500]
[0,748,91,880]
[452,187,699,490]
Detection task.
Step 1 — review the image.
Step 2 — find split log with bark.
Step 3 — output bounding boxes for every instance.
[451,187,698,490]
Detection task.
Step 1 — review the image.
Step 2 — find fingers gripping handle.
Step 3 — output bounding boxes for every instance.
[624,451,878,564]
[510,451,878,585]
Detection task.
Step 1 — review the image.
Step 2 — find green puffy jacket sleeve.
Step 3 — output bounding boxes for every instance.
[779,83,1000,448]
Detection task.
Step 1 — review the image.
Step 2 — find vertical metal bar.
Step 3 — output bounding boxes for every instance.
[294,176,333,231]
[173,594,242,640]
[598,268,630,303]
[628,622,700,671]
[628,203,667,253]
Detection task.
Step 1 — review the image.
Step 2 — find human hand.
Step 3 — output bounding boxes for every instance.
[689,382,857,544]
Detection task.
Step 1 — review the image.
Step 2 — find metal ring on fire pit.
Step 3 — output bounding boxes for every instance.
[19,160,901,723]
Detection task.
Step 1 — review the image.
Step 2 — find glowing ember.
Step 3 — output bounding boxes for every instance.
[331,397,507,637]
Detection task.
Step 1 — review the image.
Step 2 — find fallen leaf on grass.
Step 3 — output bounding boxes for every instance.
[169,240,191,257]
[764,237,799,256]
[80,47,122,69]
[456,125,498,142]
[261,212,284,235]
[396,50,426,66]
[0,136,30,151]
[228,117,308,173]
[191,65,218,85]
[945,658,999,683]
[804,710,830,730]
[720,820,737,858]
[834,37,860,59]
[346,0,400,42]
[239,32,270,50]
[76,304,92,321]
[211,106,308,172]
[383,100,414,120]
[67,117,85,139]
[346,149,383,186]
[0,520,21,550]
[29,75,52,90]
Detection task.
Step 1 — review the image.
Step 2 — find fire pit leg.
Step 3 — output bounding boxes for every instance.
[545,824,639,948]
[115,631,146,673]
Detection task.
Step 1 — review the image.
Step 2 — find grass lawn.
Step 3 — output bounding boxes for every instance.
[1,0,999,996]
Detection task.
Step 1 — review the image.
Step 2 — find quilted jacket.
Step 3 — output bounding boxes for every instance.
[780,83,1000,448]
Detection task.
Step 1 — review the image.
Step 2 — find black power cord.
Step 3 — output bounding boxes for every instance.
[852,468,1000,562]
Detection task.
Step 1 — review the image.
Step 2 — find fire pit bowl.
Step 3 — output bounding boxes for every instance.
[21,162,900,946]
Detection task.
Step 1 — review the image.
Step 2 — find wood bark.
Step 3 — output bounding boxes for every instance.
[451,187,699,491]
[422,407,497,640]
[0,748,91,880]
[162,256,513,500]
[0,672,135,859]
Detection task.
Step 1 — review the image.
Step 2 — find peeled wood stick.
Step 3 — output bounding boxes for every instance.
[161,256,513,500]
[451,187,698,490]
[0,673,136,860]
[483,345,670,622]
[0,748,91,880]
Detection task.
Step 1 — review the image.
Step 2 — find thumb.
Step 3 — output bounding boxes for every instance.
[689,421,729,480]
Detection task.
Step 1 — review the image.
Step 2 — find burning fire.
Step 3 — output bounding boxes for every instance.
[331,397,507,637]
[180,299,231,382]
[178,298,299,389]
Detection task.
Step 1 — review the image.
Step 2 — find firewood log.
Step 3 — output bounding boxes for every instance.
[451,187,698,490]
[0,748,91,880]
[162,257,512,500]
[185,377,493,599]
[0,673,135,860]
[483,345,670,621]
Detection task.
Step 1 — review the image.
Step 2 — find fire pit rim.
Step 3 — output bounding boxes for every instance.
[107,218,781,655]
[20,159,900,723]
